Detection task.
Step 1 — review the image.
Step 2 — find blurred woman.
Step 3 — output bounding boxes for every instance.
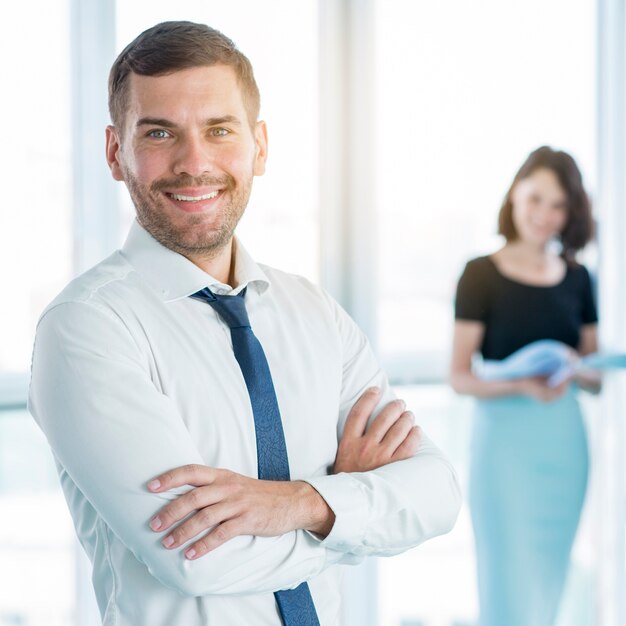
[450,146,598,626]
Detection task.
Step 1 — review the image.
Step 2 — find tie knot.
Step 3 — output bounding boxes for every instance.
[191,287,251,329]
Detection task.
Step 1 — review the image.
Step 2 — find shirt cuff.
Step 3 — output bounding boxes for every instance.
[304,472,370,553]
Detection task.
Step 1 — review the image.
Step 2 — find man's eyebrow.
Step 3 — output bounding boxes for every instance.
[136,117,177,128]
[136,115,242,128]
[205,115,242,126]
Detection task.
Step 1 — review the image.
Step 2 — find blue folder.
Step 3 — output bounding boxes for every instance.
[477,339,626,387]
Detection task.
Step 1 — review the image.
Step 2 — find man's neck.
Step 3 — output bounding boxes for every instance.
[185,238,236,287]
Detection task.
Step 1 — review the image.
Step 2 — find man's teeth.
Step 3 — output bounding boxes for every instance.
[170,191,219,202]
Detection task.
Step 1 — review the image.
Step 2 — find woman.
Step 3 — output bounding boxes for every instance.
[450,146,599,626]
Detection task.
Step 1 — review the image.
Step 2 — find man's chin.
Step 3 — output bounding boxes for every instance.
[169,230,234,257]
[137,211,239,257]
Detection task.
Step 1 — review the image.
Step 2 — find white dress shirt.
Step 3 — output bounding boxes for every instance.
[29,221,461,626]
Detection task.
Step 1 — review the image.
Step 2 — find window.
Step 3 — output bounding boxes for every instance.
[372,2,599,624]
[0,0,73,376]
[374,0,597,381]
[0,2,76,623]
[0,409,77,626]
[2,2,619,626]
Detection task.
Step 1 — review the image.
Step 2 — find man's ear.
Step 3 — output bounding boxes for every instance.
[253,120,268,176]
[105,125,125,181]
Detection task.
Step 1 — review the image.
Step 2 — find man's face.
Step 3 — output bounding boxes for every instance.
[106,64,267,258]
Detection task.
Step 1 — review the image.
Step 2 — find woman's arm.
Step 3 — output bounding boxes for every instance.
[449,320,568,401]
[578,323,599,356]
[575,323,602,394]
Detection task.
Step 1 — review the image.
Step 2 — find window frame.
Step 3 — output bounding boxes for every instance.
[595,0,626,623]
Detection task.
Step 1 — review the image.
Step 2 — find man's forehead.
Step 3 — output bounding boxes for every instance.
[129,63,239,89]
[127,65,242,103]
[125,65,247,122]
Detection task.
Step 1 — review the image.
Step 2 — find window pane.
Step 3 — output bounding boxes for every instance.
[0,410,76,626]
[0,0,72,374]
[115,0,319,282]
[374,0,597,374]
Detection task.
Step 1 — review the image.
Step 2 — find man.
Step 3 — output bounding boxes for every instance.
[29,21,460,626]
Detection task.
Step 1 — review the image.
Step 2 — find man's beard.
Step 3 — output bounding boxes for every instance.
[123,167,253,260]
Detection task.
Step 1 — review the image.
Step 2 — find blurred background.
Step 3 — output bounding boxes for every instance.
[1,0,625,625]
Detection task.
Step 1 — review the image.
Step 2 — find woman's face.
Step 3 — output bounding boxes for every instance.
[510,167,568,247]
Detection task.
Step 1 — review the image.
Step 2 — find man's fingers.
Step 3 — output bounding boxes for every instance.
[148,464,217,492]
[185,519,241,560]
[391,425,422,461]
[366,399,406,442]
[150,485,225,532]
[380,411,415,454]
[160,502,234,549]
[342,387,381,440]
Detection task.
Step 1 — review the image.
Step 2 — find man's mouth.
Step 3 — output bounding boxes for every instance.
[166,190,220,202]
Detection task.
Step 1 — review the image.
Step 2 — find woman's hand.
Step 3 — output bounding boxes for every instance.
[517,377,570,402]
[574,368,603,394]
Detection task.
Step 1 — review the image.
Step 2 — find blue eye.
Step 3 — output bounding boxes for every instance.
[148,129,170,139]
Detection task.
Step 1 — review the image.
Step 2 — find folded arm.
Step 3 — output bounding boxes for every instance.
[301,293,462,557]
[146,388,421,559]
[29,302,353,597]
[154,294,462,561]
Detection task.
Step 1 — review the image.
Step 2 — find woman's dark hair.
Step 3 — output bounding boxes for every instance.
[498,146,593,259]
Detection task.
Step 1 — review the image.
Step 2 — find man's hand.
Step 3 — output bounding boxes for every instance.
[147,387,419,560]
[333,387,421,474]
[147,466,334,560]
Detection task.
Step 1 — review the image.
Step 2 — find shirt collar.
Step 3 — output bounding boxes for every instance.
[120,220,271,302]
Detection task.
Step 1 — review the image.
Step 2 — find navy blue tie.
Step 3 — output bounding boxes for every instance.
[191,286,320,626]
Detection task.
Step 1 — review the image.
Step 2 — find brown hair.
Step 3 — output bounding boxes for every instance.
[108,21,260,133]
[498,146,593,259]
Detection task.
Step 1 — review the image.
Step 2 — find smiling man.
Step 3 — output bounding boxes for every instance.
[29,21,460,626]
[110,63,262,271]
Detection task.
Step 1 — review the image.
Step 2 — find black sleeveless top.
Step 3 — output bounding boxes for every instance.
[454,256,598,360]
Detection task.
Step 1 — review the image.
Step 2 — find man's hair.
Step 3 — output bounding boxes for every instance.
[108,21,260,132]
[498,145,594,259]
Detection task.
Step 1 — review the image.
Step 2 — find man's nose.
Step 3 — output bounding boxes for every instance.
[172,135,216,178]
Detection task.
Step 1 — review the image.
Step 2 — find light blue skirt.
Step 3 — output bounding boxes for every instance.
[469,388,588,626]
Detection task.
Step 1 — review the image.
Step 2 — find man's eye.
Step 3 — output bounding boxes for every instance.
[148,129,170,139]
[210,128,229,137]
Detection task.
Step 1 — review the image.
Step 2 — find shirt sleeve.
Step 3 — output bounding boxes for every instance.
[29,301,357,598]
[304,293,462,557]
[454,258,491,323]
[579,265,599,325]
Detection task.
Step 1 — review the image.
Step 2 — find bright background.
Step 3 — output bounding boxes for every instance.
[1,1,625,625]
